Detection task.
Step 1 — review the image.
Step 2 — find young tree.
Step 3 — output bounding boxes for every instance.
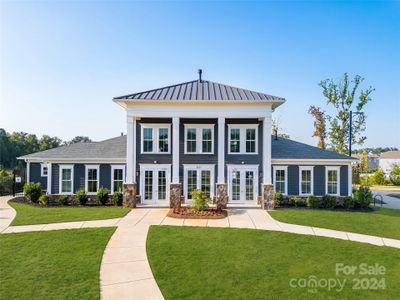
[39,135,62,151]
[390,165,400,186]
[319,73,374,154]
[308,106,327,149]
[272,118,290,139]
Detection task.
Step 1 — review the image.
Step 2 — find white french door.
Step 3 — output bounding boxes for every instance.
[183,164,215,202]
[227,165,259,203]
[140,164,171,203]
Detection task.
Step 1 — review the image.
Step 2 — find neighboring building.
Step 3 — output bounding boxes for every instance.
[19,72,355,206]
[379,151,400,175]
[351,153,379,172]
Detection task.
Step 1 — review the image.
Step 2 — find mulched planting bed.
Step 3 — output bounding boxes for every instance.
[168,207,227,219]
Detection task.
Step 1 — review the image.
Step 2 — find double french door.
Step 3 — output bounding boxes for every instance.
[227,165,259,203]
[140,165,171,203]
[183,165,215,202]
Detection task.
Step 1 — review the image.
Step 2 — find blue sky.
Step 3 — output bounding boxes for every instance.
[1,1,399,148]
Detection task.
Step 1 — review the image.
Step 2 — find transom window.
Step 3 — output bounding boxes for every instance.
[85,165,99,194]
[111,166,125,193]
[228,124,258,154]
[141,124,170,154]
[184,125,214,154]
[299,166,313,196]
[41,163,48,177]
[273,166,287,195]
[326,167,340,196]
[59,165,73,194]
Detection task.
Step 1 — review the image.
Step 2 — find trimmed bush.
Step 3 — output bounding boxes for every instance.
[57,195,69,206]
[76,188,88,205]
[343,196,354,209]
[354,185,373,209]
[274,192,283,207]
[290,196,301,207]
[306,196,319,208]
[191,189,210,211]
[38,194,51,206]
[113,192,123,206]
[96,187,110,205]
[23,182,42,203]
[371,168,386,185]
[321,194,336,208]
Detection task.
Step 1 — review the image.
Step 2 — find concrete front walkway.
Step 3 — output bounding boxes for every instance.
[0,196,16,232]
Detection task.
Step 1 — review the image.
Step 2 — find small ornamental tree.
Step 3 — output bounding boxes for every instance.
[390,165,400,186]
[191,189,210,211]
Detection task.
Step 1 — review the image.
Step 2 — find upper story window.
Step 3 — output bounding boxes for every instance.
[59,165,74,194]
[85,165,99,194]
[299,166,314,196]
[184,124,214,154]
[273,166,287,195]
[141,124,171,154]
[326,166,340,196]
[228,124,258,154]
[41,163,48,177]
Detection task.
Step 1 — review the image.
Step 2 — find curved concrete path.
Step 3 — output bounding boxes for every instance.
[0,196,16,232]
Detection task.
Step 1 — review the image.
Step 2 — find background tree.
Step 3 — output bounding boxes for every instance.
[65,136,92,145]
[39,135,62,151]
[318,73,374,154]
[308,106,326,149]
[272,118,290,139]
[390,165,400,186]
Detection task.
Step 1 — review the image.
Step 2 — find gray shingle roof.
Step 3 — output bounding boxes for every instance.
[18,136,126,160]
[19,135,354,162]
[113,80,285,102]
[272,137,355,160]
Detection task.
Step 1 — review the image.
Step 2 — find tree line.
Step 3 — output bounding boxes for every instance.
[0,128,92,169]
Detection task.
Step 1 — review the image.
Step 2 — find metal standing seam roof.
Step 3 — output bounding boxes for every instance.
[19,135,355,161]
[113,80,285,102]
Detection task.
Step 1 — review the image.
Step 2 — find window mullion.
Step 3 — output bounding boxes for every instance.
[197,128,201,153]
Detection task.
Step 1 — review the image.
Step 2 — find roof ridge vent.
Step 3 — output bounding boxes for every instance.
[198,69,202,83]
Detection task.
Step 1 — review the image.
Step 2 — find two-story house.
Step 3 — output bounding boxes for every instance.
[19,71,355,208]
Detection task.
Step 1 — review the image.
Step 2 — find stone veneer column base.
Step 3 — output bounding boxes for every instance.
[169,183,182,208]
[216,183,228,210]
[262,184,275,210]
[123,183,137,208]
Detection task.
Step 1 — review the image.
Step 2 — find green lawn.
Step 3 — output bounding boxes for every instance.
[147,226,400,300]
[269,208,400,240]
[0,227,115,300]
[9,201,130,226]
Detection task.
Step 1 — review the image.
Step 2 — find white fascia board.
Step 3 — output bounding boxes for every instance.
[22,158,126,163]
[272,159,355,165]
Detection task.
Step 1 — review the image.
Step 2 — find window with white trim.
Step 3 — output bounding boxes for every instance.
[111,166,125,193]
[299,166,313,196]
[273,166,287,195]
[184,125,214,154]
[59,165,73,194]
[141,124,170,154]
[183,165,215,200]
[85,165,99,194]
[326,167,340,195]
[228,124,258,154]
[41,163,48,177]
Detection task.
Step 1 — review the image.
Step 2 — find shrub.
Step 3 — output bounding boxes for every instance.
[23,182,42,203]
[274,192,283,207]
[360,175,372,186]
[321,194,336,208]
[290,196,301,207]
[57,195,69,206]
[390,164,400,186]
[76,188,88,205]
[343,196,354,209]
[113,192,123,206]
[354,185,373,209]
[191,189,210,211]
[38,194,51,206]
[371,168,386,185]
[306,196,319,208]
[96,187,110,205]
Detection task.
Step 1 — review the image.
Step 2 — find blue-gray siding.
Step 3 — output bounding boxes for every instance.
[29,163,47,190]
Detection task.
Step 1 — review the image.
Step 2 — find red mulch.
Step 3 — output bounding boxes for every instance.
[167,207,227,219]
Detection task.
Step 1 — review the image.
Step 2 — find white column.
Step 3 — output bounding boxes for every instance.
[348,163,353,196]
[26,161,30,183]
[217,117,225,183]
[172,117,180,183]
[47,162,52,194]
[263,115,272,184]
[126,116,136,183]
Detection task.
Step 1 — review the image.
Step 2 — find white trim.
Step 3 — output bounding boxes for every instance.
[23,159,126,163]
[217,117,225,183]
[46,163,52,194]
[126,116,135,184]
[139,164,171,203]
[299,166,314,196]
[227,124,259,155]
[40,163,48,177]
[272,159,356,165]
[348,163,352,196]
[273,166,288,195]
[172,117,180,183]
[111,165,125,194]
[85,164,100,194]
[263,116,272,184]
[226,164,259,203]
[183,164,215,201]
[325,166,340,196]
[59,164,74,195]
[26,161,30,183]
[140,123,171,154]
[183,124,215,154]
